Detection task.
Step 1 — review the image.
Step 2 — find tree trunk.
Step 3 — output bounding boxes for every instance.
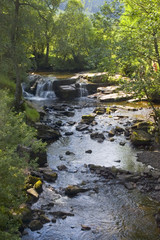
[153,31,160,68]
[45,36,50,67]
[11,0,22,110]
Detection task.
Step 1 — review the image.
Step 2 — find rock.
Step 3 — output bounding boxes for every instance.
[99,92,132,102]
[67,121,76,126]
[124,182,136,190]
[131,121,153,132]
[43,170,58,182]
[115,126,124,133]
[56,84,78,100]
[65,185,89,197]
[35,123,61,142]
[131,130,152,146]
[19,205,33,224]
[29,220,43,231]
[65,151,75,155]
[76,123,89,131]
[62,111,75,117]
[119,142,126,146]
[81,225,91,231]
[97,86,118,94]
[108,129,115,137]
[81,113,96,124]
[65,131,73,136]
[52,218,56,223]
[155,185,160,191]
[137,151,160,169]
[109,138,115,142]
[85,150,92,154]
[57,165,68,171]
[93,107,106,115]
[27,188,39,199]
[49,211,74,218]
[39,214,50,224]
[33,180,43,193]
[90,132,105,142]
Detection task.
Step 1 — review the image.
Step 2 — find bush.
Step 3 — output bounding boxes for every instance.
[0,90,45,239]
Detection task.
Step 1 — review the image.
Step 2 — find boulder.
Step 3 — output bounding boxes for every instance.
[93,107,106,115]
[43,170,58,182]
[65,185,89,197]
[56,84,78,100]
[76,123,89,131]
[90,132,105,142]
[29,220,43,231]
[98,92,132,102]
[27,188,39,199]
[81,113,96,124]
[131,121,153,132]
[34,180,43,193]
[35,123,61,142]
[131,130,152,146]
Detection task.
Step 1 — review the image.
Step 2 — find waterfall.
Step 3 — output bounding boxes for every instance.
[35,80,56,99]
[78,83,88,97]
[22,75,57,100]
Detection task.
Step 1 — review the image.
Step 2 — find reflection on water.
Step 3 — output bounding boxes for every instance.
[33,71,76,79]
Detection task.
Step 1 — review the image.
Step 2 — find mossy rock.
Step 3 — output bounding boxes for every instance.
[29,220,43,231]
[34,180,43,193]
[132,121,153,132]
[65,185,88,197]
[26,175,41,186]
[131,130,152,146]
[82,113,96,124]
[43,170,58,182]
[94,107,106,115]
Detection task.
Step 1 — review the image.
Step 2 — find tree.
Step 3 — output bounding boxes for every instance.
[118,0,160,75]
[91,0,123,72]
[53,0,94,70]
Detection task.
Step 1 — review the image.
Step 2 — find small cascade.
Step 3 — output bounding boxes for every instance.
[22,83,34,98]
[78,83,88,97]
[35,80,56,99]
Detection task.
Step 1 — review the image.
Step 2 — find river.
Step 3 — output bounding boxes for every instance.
[22,73,160,240]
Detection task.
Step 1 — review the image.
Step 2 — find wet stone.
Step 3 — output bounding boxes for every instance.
[29,220,43,231]
[57,165,68,171]
[81,225,91,231]
[85,150,92,154]
[65,185,89,197]
[65,131,74,136]
[43,170,58,182]
[76,123,89,131]
[65,151,75,155]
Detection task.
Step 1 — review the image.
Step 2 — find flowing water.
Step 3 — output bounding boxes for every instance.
[22,74,160,240]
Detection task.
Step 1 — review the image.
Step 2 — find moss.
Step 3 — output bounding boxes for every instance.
[24,104,40,123]
[26,175,41,186]
[34,180,43,193]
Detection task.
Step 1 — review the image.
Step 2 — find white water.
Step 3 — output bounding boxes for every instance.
[35,80,56,99]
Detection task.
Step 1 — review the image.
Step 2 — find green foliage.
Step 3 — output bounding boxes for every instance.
[24,104,40,123]
[0,90,45,238]
[0,74,16,94]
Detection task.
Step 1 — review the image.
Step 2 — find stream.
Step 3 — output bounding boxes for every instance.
[22,73,160,240]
